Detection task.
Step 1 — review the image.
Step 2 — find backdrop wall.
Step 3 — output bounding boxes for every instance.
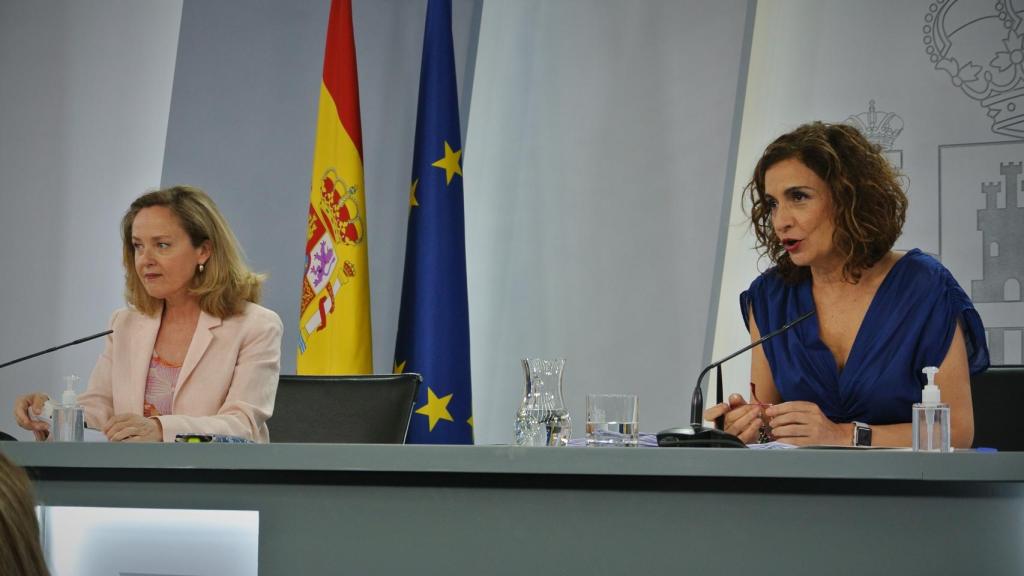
[0,0,753,443]
[3,0,1008,444]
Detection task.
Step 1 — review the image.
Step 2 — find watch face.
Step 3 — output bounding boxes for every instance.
[856,424,872,447]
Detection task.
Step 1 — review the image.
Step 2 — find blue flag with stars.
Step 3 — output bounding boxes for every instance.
[394,0,473,444]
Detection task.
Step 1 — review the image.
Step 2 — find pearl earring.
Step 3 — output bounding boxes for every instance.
[198,263,205,273]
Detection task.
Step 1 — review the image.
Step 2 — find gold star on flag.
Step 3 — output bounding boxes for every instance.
[467,415,474,428]
[409,179,419,208]
[393,360,406,374]
[415,387,454,431]
[431,141,462,185]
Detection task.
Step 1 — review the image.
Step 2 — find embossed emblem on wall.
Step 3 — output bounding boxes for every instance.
[924,0,1024,138]
[926,0,1024,365]
[845,100,904,169]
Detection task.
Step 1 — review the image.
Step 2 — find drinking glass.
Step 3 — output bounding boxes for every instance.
[585,394,639,447]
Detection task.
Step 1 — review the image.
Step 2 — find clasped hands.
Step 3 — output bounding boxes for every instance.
[703,394,850,446]
[14,393,163,442]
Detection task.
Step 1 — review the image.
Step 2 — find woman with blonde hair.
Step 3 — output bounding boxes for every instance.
[14,186,282,442]
[0,452,49,575]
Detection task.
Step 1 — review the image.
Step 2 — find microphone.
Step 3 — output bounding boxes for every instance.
[657,310,815,448]
[0,330,112,369]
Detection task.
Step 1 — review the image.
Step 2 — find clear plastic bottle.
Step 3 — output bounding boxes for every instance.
[51,374,84,442]
[912,366,950,452]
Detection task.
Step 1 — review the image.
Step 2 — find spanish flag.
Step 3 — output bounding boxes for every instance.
[298,0,373,374]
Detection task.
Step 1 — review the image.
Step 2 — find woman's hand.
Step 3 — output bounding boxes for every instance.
[703,393,763,444]
[102,414,163,442]
[13,393,51,441]
[766,401,850,446]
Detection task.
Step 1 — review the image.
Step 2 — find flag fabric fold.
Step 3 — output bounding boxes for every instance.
[394,0,473,444]
[298,0,373,374]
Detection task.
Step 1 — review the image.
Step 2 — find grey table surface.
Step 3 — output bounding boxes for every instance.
[4,441,1023,482]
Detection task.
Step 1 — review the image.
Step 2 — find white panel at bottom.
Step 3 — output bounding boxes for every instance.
[41,507,258,576]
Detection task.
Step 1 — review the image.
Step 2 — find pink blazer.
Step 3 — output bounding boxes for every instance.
[78,302,283,443]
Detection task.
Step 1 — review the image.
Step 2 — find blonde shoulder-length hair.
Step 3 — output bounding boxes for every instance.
[121,185,265,317]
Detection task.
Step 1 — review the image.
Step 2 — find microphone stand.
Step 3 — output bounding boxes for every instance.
[657,310,815,448]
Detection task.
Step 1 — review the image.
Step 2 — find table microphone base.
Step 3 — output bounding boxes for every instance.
[656,425,747,448]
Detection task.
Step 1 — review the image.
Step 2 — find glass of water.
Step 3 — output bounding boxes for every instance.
[586,394,639,447]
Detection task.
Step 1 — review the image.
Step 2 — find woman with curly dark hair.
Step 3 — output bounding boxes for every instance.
[704,122,988,447]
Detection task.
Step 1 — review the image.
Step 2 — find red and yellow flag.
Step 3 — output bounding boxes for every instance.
[298,0,372,374]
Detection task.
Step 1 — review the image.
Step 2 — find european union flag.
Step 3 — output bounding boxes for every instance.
[394,0,472,444]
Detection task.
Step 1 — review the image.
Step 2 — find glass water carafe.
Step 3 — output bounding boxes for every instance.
[514,358,571,446]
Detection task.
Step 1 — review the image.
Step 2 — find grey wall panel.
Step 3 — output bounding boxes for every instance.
[159,0,329,376]
[0,0,182,440]
[466,0,754,443]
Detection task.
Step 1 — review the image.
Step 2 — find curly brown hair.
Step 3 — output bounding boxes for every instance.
[122,186,265,317]
[745,122,908,284]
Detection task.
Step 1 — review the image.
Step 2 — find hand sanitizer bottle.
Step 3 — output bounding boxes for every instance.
[52,374,84,442]
[912,366,950,452]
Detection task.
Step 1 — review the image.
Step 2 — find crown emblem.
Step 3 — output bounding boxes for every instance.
[924,0,1024,138]
[845,100,904,150]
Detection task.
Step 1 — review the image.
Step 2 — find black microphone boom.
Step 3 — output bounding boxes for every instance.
[657,310,815,448]
[0,330,112,369]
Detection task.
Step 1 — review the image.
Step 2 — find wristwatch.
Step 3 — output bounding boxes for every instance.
[852,421,872,447]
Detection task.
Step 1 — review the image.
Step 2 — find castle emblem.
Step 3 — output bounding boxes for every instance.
[974,162,1023,304]
[923,0,1024,139]
[972,161,1024,361]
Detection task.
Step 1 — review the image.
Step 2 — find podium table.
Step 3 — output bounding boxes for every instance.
[3,443,1023,575]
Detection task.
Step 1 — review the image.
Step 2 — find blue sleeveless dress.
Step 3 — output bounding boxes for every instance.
[740,249,989,425]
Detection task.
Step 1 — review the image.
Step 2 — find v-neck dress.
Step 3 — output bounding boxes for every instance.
[740,249,989,425]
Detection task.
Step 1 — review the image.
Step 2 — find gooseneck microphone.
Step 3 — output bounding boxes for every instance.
[657,310,815,448]
[0,330,112,369]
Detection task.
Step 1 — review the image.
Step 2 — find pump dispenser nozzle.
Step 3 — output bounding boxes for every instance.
[61,374,80,407]
[913,366,950,452]
[921,366,940,404]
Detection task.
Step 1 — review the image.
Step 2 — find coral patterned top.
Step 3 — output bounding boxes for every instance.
[143,353,181,417]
